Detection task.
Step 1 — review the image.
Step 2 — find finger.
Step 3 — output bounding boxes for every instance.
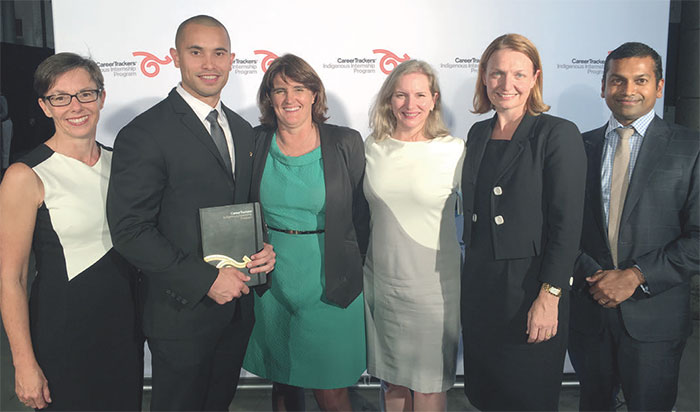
[532,328,546,343]
[241,284,250,295]
[251,243,274,259]
[32,394,47,409]
[527,326,539,343]
[249,261,274,274]
[602,298,618,308]
[249,251,268,262]
[232,269,251,282]
[591,290,609,301]
[247,254,275,270]
[586,270,605,283]
[43,382,51,403]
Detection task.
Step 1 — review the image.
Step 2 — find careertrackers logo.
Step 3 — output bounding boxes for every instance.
[556,57,605,75]
[96,58,140,78]
[440,57,480,72]
[373,49,410,74]
[254,50,279,73]
[133,52,172,77]
[129,50,275,78]
[322,49,410,75]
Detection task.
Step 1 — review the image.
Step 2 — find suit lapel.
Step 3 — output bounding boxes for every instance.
[621,116,670,225]
[250,128,274,203]
[584,126,607,242]
[168,90,235,185]
[462,118,491,186]
[319,124,341,197]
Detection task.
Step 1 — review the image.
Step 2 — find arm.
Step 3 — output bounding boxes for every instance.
[633,149,699,294]
[538,120,587,288]
[527,120,587,343]
[574,250,603,284]
[589,147,699,305]
[107,123,229,307]
[0,164,51,409]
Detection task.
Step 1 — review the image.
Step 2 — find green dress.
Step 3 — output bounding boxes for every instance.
[243,136,366,389]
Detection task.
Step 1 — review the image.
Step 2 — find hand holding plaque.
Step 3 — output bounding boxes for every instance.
[200,202,267,287]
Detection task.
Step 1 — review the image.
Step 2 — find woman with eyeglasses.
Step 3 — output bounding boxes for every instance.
[0,53,142,411]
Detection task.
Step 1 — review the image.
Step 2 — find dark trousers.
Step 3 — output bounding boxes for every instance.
[569,308,686,411]
[148,297,254,411]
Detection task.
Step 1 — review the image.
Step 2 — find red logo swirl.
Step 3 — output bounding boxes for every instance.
[133,52,172,78]
[372,49,411,75]
[254,50,279,73]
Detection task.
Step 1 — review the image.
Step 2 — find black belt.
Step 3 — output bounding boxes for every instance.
[267,225,324,235]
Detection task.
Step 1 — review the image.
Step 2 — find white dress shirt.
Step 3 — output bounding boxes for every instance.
[176,83,235,172]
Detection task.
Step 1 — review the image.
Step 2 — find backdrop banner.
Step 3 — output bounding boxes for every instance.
[52,0,670,379]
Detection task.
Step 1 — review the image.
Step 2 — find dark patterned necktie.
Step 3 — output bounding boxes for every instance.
[206,110,233,176]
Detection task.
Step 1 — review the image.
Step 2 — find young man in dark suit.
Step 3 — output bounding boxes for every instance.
[570,42,699,411]
[107,15,275,411]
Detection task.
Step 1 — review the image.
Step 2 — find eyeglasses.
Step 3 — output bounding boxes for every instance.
[42,89,102,107]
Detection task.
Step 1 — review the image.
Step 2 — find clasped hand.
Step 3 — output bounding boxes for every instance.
[207,243,275,304]
[586,268,644,308]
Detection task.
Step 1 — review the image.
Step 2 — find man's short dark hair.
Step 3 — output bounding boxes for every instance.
[33,52,104,97]
[603,42,663,84]
[175,15,230,50]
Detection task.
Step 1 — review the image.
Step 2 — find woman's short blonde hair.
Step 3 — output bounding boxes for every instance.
[472,33,550,115]
[369,60,450,141]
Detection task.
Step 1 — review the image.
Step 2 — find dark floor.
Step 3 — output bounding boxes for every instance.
[1,318,698,411]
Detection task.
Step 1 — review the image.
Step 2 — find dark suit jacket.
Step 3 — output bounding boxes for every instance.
[462,113,586,290]
[572,116,699,342]
[251,123,369,308]
[107,88,254,339]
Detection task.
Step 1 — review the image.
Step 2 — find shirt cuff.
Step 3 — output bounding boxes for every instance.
[633,264,650,294]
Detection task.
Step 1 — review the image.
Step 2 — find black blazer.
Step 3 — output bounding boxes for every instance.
[572,116,699,342]
[250,123,369,308]
[462,113,586,290]
[107,89,255,339]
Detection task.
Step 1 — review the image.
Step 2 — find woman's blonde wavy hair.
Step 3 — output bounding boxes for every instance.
[369,60,450,141]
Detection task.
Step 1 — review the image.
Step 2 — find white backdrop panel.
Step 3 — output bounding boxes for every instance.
[52,0,670,379]
[53,0,669,146]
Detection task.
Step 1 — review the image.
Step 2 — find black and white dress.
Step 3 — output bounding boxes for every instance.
[21,144,142,411]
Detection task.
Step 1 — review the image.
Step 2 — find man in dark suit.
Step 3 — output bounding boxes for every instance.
[107,15,275,411]
[570,42,699,411]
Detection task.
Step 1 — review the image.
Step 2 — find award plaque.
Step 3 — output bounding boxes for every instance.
[199,202,267,287]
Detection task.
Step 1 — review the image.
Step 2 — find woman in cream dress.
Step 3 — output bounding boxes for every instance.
[363,59,465,412]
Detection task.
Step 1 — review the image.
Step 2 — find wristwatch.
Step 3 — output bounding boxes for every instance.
[541,282,562,297]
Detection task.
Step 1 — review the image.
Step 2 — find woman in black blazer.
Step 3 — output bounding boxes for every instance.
[460,34,586,410]
[242,54,369,412]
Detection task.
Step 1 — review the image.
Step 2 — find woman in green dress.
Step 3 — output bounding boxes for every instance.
[243,53,369,411]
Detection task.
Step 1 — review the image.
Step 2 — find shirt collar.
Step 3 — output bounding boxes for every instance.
[605,109,656,139]
[176,83,223,123]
